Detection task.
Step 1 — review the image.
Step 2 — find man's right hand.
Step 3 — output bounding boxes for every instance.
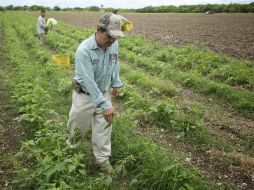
[103,107,114,125]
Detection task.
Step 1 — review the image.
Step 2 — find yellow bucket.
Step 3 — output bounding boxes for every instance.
[52,54,70,67]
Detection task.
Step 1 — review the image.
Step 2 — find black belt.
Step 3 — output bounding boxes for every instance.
[72,80,90,95]
[80,88,90,95]
[80,88,106,95]
[72,80,106,95]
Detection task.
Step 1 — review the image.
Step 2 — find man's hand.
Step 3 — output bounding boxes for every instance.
[112,88,121,97]
[104,107,114,125]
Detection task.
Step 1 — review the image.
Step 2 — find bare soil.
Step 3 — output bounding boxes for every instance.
[48,12,254,60]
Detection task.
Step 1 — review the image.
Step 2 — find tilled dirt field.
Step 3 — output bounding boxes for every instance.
[47,12,254,60]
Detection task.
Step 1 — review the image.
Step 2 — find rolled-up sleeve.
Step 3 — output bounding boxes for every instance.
[75,49,112,110]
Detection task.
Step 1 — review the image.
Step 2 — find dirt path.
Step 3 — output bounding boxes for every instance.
[130,74,254,189]
[0,23,25,190]
[114,79,254,189]
[116,79,254,189]
[180,88,254,189]
[137,124,253,189]
[177,87,254,142]
[140,85,254,189]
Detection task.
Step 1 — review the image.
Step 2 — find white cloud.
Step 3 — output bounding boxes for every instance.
[1,0,253,8]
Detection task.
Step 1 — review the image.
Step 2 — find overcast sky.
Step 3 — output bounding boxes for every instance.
[1,0,253,9]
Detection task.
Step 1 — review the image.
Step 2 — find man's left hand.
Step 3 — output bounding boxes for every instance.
[112,88,121,97]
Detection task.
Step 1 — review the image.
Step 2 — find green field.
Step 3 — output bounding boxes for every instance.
[0,12,253,189]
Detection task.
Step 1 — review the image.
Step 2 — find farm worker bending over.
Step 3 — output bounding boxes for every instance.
[37,9,47,45]
[46,18,58,32]
[67,13,132,175]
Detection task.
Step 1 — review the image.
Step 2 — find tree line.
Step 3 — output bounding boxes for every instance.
[1,3,254,13]
[136,3,254,13]
[0,5,135,12]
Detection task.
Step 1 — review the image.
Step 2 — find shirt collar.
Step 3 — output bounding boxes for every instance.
[90,33,99,50]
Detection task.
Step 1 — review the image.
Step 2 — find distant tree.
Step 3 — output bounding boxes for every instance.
[28,5,44,11]
[213,4,224,13]
[73,7,83,10]
[104,8,112,12]
[6,5,14,10]
[192,6,201,13]
[23,6,28,10]
[54,6,61,11]
[228,4,237,13]
[135,3,253,13]
[14,6,23,10]
[201,4,213,12]
[239,4,248,12]
[0,6,4,11]
[88,6,100,12]
[29,5,37,10]
[247,2,254,12]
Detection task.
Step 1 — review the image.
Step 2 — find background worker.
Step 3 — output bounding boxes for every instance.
[67,13,132,174]
[46,18,58,32]
[37,9,47,45]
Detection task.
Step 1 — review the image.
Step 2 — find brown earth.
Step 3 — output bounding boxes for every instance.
[130,83,254,189]
[47,12,254,60]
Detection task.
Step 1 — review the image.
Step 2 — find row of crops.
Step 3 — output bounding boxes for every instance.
[1,12,253,189]
[53,19,254,115]
[50,20,254,115]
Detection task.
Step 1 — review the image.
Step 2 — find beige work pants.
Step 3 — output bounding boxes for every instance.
[38,32,45,45]
[67,91,112,164]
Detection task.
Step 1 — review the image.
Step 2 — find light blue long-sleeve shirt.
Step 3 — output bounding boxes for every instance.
[74,34,123,110]
[37,15,45,34]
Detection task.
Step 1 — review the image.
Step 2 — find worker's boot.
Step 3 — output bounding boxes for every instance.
[99,162,114,176]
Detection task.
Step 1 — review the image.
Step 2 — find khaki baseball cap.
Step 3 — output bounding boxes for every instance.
[99,13,129,38]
